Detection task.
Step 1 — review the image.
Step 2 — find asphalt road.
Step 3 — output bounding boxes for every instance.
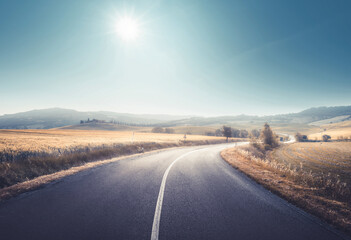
[0,143,348,240]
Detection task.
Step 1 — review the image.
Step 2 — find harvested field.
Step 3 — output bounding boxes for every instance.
[309,120,351,141]
[270,142,351,186]
[221,142,351,234]
[0,129,224,153]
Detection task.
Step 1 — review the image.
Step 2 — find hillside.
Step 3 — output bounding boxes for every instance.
[161,106,351,126]
[58,122,152,132]
[0,108,193,129]
[0,105,351,130]
[309,120,351,140]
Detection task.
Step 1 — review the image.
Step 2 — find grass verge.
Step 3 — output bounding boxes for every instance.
[0,139,239,201]
[221,145,351,235]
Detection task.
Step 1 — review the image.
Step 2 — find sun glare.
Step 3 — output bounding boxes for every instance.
[115,16,140,42]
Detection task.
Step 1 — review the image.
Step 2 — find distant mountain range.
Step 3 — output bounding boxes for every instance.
[0,106,350,129]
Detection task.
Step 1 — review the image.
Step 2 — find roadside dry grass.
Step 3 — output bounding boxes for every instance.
[0,147,171,201]
[221,142,351,235]
[0,129,239,190]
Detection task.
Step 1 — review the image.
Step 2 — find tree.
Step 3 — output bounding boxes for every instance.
[260,123,279,150]
[205,131,215,136]
[152,127,164,133]
[215,129,222,136]
[250,129,260,138]
[164,128,175,134]
[322,135,331,142]
[231,128,240,138]
[295,132,308,142]
[239,129,249,138]
[222,126,232,142]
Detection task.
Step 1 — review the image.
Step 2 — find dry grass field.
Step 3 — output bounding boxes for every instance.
[222,142,351,234]
[0,129,223,153]
[270,142,351,186]
[0,129,234,189]
[309,120,351,140]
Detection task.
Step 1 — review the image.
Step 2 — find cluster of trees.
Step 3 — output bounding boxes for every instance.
[151,127,175,134]
[80,119,106,124]
[217,126,260,140]
[79,119,152,127]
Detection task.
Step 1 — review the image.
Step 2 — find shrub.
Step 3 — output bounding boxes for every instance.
[260,123,279,150]
[164,128,175,134]
[295,132,308,142]
[152,127,164,133]
[322,135,331,142]
[250,129,260,138]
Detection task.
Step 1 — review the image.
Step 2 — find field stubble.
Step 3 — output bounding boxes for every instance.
[221,142,351,234]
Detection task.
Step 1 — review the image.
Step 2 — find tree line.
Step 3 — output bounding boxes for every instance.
[79,119,153,127]
[151,127,175,134]
[213,126,260,140]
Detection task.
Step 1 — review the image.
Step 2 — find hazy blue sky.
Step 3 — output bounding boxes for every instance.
[1,0,350,116]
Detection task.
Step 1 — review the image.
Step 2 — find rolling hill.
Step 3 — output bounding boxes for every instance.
[0,105,350,130]
[0,108,194,129]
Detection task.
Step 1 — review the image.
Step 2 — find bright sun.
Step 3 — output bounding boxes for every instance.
[115,16,140,42]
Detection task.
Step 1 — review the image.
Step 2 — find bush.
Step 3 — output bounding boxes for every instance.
[322,135,331,142]
[295,132,308,142]
[231,128,240,138]
[215,129,222,136]
[152,127,164,133]
[164,128,175,134]
[250,129,260,138]
[239,129,249,138]
[260,123,279,150]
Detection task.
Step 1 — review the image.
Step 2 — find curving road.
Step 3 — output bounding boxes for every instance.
[0,143,348,240]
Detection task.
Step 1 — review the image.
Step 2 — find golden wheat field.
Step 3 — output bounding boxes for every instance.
[271,142,351,185]
[0,129,232,188]
[0,129,226,153]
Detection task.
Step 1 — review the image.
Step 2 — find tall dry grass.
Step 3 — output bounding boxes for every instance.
[221,142,351,234]
[238,145,350,201]
[0,129,237,189]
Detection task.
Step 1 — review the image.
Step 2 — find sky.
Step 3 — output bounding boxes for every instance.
[0,0,350,116]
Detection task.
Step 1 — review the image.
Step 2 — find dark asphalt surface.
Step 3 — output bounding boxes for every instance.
[0,143,349,240]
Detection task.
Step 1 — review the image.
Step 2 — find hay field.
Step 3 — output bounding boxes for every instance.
[308,120,351,140]
[271,142,351,186]
[0,129,233,188]
[0,129,224,153]
[222,142,351,233]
